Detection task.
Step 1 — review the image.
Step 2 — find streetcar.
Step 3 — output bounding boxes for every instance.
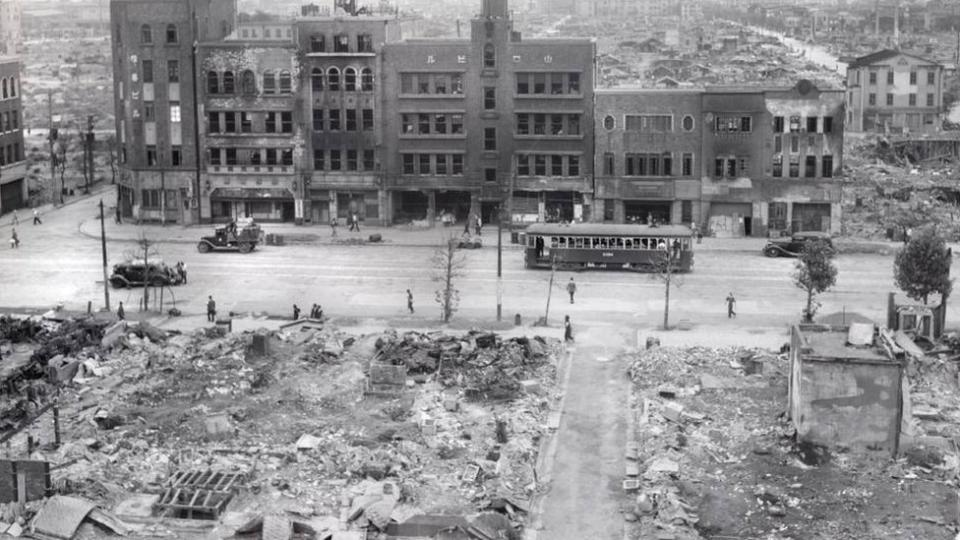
[522,223,694,272]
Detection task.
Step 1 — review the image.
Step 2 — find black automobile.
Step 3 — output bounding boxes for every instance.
[109,260,182,288]
[763,231,833,258]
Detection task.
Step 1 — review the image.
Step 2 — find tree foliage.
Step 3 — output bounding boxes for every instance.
[650,247,683,329]
[432,237,466,322]
[793,240,837,322]
[894,226,953,304]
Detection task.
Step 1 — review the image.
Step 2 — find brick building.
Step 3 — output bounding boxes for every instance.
[0,57,25,215]
[845,49,944,134]
[111,0,236,224]
[594,80,844,236]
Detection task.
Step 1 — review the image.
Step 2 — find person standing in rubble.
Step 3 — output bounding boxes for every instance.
[117,302,125,320]
[293,304,301,320]
[207,296,217,322]
[407,289,414,314]
[726,292,737,319]
[564,315,574,343]
[566,277,577,304]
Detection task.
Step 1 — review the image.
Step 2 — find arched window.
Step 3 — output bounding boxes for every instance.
[360,68,373,91]
[1,79,7,99]
[222,71,235,94]
[279,70,292,93]
[166,24,178,43]
[241,70,256,94]
[327,67,340,91]
[8,77,14,97]
[141,24,152,44]
[311,68,324,92]
[262,70,276,94]
[206,71,219,94]
[344,67,356,91]
[483,43,495,68]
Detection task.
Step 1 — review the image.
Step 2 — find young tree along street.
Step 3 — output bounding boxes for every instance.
[793,240,838,323]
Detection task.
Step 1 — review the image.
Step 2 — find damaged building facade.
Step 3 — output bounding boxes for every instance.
[594,80,844,235]
[0,56,25,215]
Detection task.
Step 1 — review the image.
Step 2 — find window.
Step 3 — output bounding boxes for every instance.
[773,155,783,177]
[166,24,178,43]
[224,112,236,133]
[311,68,324,92]
[401,74,414,94]
[869,71,877,85]
[603,152,614,175]
[334,34,349,53]
[144,102,156,121]
[886,93,893,106]
[265,112,276,133]
[910,70,917,85]
[419,154,431,174]
[603,115,615,130]
[141,24,152,44]
[483,43,495,68]
[662,153,672,175]
[146,145,157,165]
[142,60,154,83]
[310,35,325,52]
[452,155,463,175]
[263,71,276,94]
[517,74,529,94]
[517,113,529,135]
[225,148,237,165]
[773,116,784,133]
[279,71,292,93]
[418,113,430,134]
[887,70,894,85]
[451,114,463,134]
[250,149,261,165]
[7,78,13,98]
[790,136,799,153]
[361,68,373,91]
[551,155,563,176]
[484,127,496,150]
[550,114,563,135]
[329,109,341,130]
[167,60,180,82]
[452,74,463,95]
[625,115,673,132]
[314,149,325,170]
[329,150,341,170]
[822,155,833,177]
[713,115,750,132]
[682,115,694,131]
[868,93,876,106]
[804,155,816,177]
[241,70,256,94]
[517,154,530,176]
[208,111,220,133]
[141,189,160,208]
[774,135,782,153]
[484,168,495,182]
[928,70,935,85]
[534,73,546,94]
[265,148,277,166]
[569,156,580,176]
[344,68,357,91]
[823,117,833,133]
[346,109,357,131]
[169,102,181,123]
[357,34,373,52]
[327,67,340,91]
[313,108,324,131]
[534,155,546,175]
[10,111,16,130]
[435,113,447,134]
[281,111,293,133]
[347,149,358,171]
[362,108,373,131]
[363,149,375,170]
[806,117,817,132]
[477,87,494,112]
[927,93,934,107]
[240,112,251,133]
[682,153,693,176]
[403,154,415,174]
[207,71,219,94]
[789,157,799,177]
[568,73,580,93]
[909,93,916,106]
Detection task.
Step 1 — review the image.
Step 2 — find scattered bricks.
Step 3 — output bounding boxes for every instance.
[622,479,641,492]
[660,402,684,423]
[648,457,679,474]
[519,380,542,395]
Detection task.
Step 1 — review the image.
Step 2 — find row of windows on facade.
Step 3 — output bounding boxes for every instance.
[137,24,178,45]
[140,102,180,122]
[395,72,581,96]
[209,147,294,166]
[398,112,582,137]
[0,142,21,166]
[312,108,374,132]
[0,77,16,99]
[313,149,376,172]
[139,59,181,84]
[207,70,292,95]
[862,92,938,107]
[208,111,299,134]
[308,34,375,53]
[773,133,830,154]
[400,153,465,176]
[515,154,581,177]
[599,114,834,134]
[861,69,937,86]
[0,109,19,132]
[771,155,834,178]
[144,145,183,166]
[309,68,374,92]
[601,152,694,177]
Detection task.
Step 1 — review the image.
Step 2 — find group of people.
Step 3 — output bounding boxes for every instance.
[292,303,324,320]
[174,261,187,284]
[8,209,43,248]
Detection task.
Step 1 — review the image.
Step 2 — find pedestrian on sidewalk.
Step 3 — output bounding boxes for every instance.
[11,209,18,226]
[330,217,338,237]
[349,212,360,232]
[726,292,737,318]
[293,304,301,320]
[464,215,471,235]
[9,228,19,249]
[117,302,125,320]
[564,315,574,343]
[115,207,122,225]
[178,261,187,284]
[566,277,577,304]
[474,214,482,236]
[407,289,414,313]
[207,296,217,322]
[32,209,41,225]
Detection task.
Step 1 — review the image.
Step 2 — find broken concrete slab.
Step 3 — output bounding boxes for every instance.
[204,413,233,440]
[660,402,684,423]
[648,457,680,474]
[29,495,96,539]
[296,434,322,450]
[519,380,542,394]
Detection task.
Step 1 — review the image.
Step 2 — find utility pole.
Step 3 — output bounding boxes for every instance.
[141,238,150,311]
[99,199,111,312]
[48,91,60,204]
[543,254,557,326]
[496,177,503,321]
[84,115,94,194]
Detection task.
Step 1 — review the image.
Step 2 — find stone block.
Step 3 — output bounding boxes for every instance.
[519,380,541,394]
[660,402,684,423]
[622,479,640,491]
[370,364,407,387]
[204,413,233,440]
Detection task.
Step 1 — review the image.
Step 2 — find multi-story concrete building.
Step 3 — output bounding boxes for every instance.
[594,80,844,236]
[111,0,236,224]
[845,49,944,134]
[383,0,595,225]
[0,0,21,55]
[0,57,25,214]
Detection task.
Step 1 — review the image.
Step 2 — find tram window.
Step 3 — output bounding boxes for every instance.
[592,237,600,248]
[575,238,583,248]
[616,238,624,248]
[634,238,641,249]
[599,238,608,248]
[624,239,632,249]
[558,237,566,248]
[639,238,648,249]
[550,237,559,248]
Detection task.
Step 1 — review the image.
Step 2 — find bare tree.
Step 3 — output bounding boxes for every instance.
[106,135,119,184]
[432,236,466,322]
[122,234,164,312]
[650,247,682,330]
[53,132,71,196]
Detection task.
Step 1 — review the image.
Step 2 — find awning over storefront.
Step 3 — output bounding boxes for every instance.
[210,187,294,200]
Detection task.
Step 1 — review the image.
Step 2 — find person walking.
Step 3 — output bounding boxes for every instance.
[178,262,187,284]
[474,213,482,236]
[115,207,122,225]
[116,302,125,320]
[464,215,471,235]
[32,209,41,225]
[11,209,18,226]
[293,304,301,320]
[566,277,577,304]
[330,217,338,237]
[564,315,574,343]
[349,212,360,232]
[207,296,217,322]
[407,289,414,314]
[9,228,19,249]
[726,292,737,319]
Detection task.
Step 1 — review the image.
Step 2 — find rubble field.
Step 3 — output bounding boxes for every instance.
[624,345,959,540]
[0,315,562,539]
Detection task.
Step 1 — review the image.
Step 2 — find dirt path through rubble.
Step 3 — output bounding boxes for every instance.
[537,323,630,540]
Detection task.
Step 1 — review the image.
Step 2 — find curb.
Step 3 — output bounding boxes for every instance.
[2,183,114,230]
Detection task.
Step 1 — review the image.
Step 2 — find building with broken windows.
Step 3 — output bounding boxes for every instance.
[844,49,945,135]
[592,81,844,235]
[0,56,25,215]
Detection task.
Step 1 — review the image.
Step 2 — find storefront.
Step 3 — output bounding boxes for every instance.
[707,202,753,237]
[209,187,295,222]
[0,177,24,213]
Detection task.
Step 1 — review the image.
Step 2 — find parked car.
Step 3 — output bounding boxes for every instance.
[109,260,182,288]
[763,231,833,258]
